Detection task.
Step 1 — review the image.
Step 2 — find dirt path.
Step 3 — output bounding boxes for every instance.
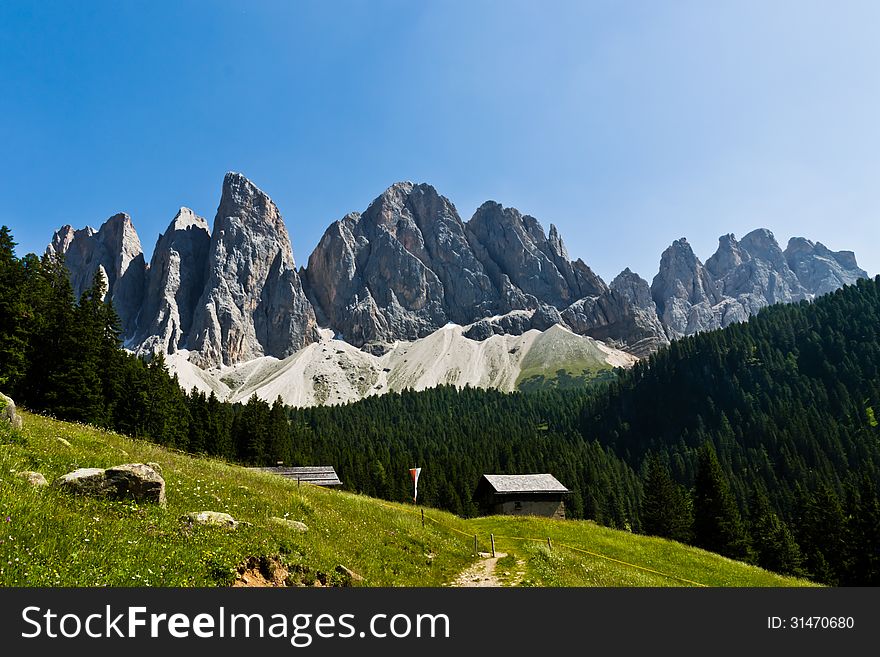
[450,552,508,587]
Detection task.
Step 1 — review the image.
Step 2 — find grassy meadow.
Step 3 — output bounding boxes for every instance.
[0,411,814,587]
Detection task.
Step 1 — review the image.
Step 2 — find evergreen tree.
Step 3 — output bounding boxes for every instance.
[748,486,804,577]
[692,443,751,560]
[640,453,692,543]
[844,476,880,585]
[266,396,292,465]
[0,226,28,390]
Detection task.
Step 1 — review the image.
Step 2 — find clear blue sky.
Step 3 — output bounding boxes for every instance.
[1,0,878,281]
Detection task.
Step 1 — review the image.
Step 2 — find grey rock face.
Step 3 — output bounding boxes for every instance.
[707,230,805,305]
[785,237,868,297]
[561,268,669,357]
[304,182,503,346]
[467,201,606,309]
[463,311,534,340]
[651,239,722,339]
[188,173,318,367]
[46,174,870,364]
[136,208,211,355]
[653,229,868,341]
[48,213,147,339]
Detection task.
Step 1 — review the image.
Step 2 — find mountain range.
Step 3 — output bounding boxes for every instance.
[47,172,868,402]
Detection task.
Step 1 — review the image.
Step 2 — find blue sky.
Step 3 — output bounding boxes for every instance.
[1,0,878,281]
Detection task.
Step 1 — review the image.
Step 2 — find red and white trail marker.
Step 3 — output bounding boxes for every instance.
[410,467,422,503]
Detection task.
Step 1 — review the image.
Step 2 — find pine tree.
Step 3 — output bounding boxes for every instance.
[266,396,292,465]
[845,475,880,585]
[640,453,692,542]
[748,486,804,577]
[692,443,751,560]
[0,227,28,390]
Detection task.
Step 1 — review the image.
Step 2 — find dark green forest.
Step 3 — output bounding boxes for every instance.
[1,224,879,584]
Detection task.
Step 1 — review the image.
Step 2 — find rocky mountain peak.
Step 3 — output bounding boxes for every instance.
[49,225,78,255]
[135,208,212,356]
[784,237,867,297]
[47,212,146,339]
[705,233,748,279]
[47,176,869,372]
[187,173,317,367]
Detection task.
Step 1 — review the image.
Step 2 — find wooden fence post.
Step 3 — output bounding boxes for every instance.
[490,534,496,558]
[547,537,552,552]
[421,508,425,527]
[474,534,478,556]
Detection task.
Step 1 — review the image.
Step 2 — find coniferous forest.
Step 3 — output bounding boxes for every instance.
[1,225,879,585]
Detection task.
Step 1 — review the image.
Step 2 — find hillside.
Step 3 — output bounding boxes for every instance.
[286,277,880,585]
[166,323,636,406]
[0,411,809,587]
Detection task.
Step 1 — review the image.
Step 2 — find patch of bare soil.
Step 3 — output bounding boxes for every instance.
[450,552,508,587]
[233,556,289,587]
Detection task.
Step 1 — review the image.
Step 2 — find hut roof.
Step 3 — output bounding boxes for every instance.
[480,473,569,494]
[251,466,342,487]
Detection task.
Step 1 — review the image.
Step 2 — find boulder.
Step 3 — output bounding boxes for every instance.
[334,564,364,584]
[105,464,166,505]
[0,392,23,430]
[53,463,166,505]
[186,511,237,527]
[53,468,112,496]
[269,517,308,532]
[17,471,48,487]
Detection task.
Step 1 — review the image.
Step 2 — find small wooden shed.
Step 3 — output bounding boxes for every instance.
[251,465,343,487]
[475,473,569,519]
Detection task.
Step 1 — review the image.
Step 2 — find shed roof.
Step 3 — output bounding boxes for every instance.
[251,466,342,487]
[480,473,569,494]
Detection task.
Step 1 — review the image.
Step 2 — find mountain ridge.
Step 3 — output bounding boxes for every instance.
[47,172,868,375]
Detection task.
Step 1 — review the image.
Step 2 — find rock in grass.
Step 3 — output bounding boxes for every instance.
[269,517,308,532]
[0,392,23,430]
[334,565,364,584]
[17,471,48,487]
[53,468,111,496]
[56,437,72,447]
[53,463,166,505]
[186,511,237,528]
[146,461,162,474]
[105,463,166,506]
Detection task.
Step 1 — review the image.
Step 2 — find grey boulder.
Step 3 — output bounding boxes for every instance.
[0,392,23,430]
[186,511,237,527]
[53,463,166,505]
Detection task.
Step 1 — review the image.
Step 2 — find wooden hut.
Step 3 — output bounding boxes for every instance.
[475,473,569,519]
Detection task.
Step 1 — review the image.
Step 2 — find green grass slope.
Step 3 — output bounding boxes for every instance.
[516,326,619,391]
[0,412,813,587]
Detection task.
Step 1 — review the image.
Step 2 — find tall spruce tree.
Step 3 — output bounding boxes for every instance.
[692,443,751,560]
[748,486,804,577]
[0,227,28,390]
[640,453,692,543]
